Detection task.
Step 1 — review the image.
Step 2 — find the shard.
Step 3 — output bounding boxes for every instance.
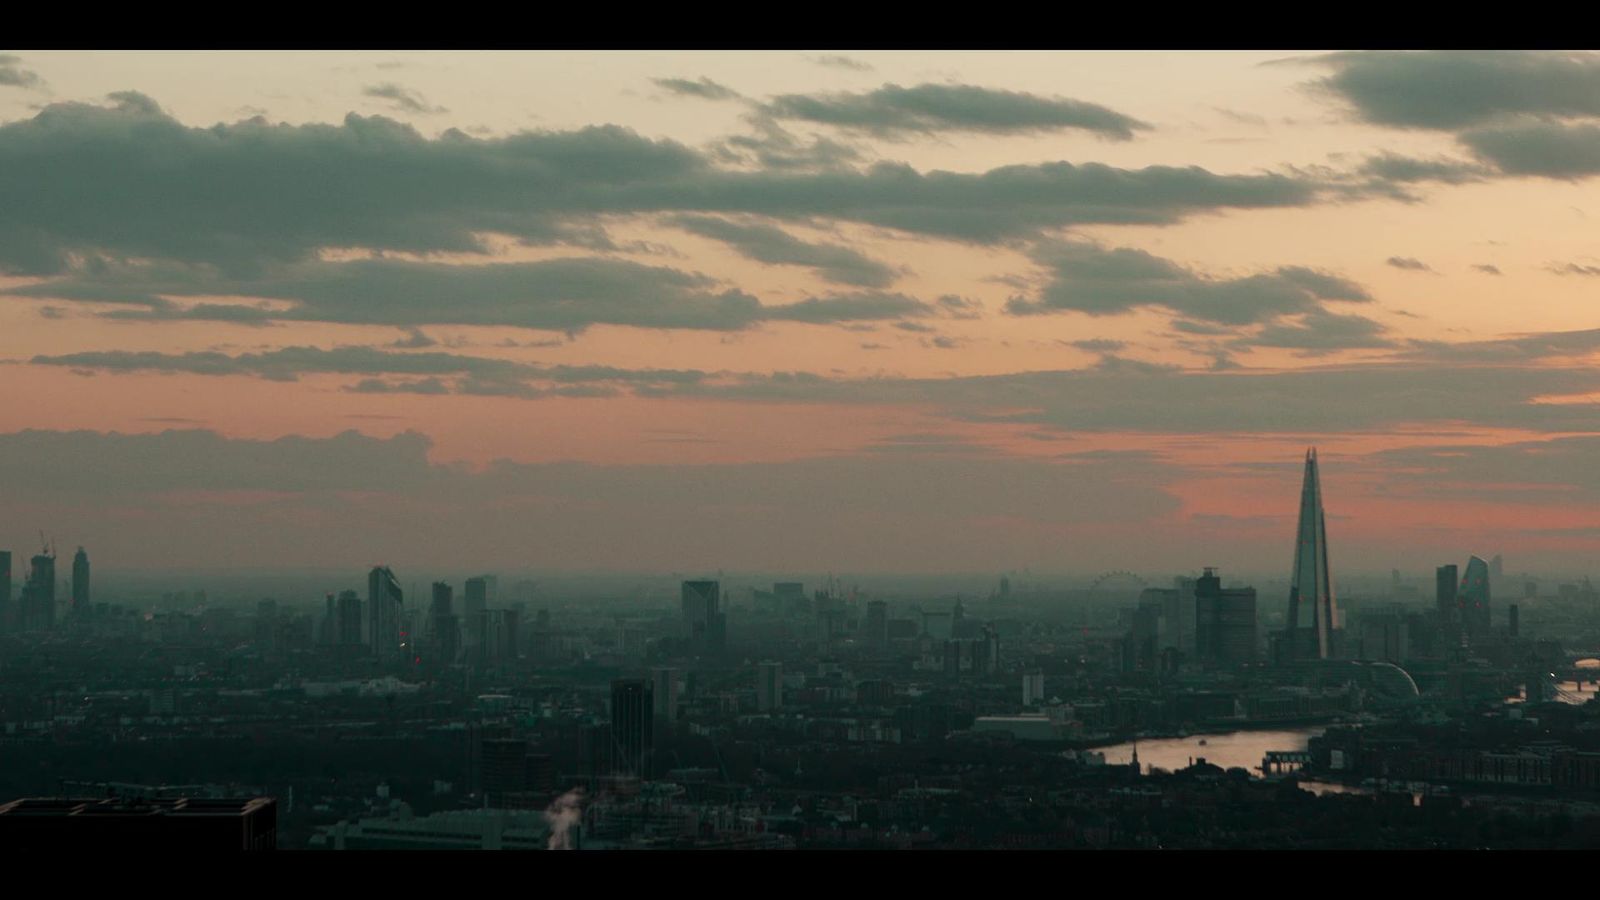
[1286,448,1338,659]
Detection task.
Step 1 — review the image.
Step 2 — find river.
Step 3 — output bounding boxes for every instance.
[1097,726,1325,774]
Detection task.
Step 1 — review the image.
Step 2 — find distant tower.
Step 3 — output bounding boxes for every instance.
[610,678,654,777]
[1436,564,1459,623]
[0,550,11,634]
[20,548,56,631]
[1286,448,1338,660]
[681,580,723,653]
[464,576,488,652]
[367,566,403,659]
[430,582,460,666]
[1460,556,1492,639]
[756,661,784,711]
[71,547,90,613]
[336,590,363,645]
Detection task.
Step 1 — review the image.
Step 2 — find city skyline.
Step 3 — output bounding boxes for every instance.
[7,51,1600,573]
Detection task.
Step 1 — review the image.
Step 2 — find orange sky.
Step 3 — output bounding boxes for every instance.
[4,50,1600,575]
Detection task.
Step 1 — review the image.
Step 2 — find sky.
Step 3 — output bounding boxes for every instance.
[5,50,1600,577]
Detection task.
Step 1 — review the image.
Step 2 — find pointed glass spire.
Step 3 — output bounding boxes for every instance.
[1286,448,1338,659]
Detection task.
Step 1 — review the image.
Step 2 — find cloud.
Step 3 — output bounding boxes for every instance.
[1549,262,1600,277]
[761,82,1150,140]
[1401,327,1600,364]
[809,55,874,72]
[1357,153,1487,186]
[1069,339,1127,353]
[1385,256,1434,272]
[669,214,899,287]
[1459,121,1600,179]
[0,55,43,90]
[0,94,1324,279]
[1004,241,1371,325]
[1245,309,1394,353]
[651,77,742,102]
[392,327,437,349]
[1308,50,1600,130]
[660,357,1600,437]
[1472,264,1502,275]
[362,83,448,115]
[11,255,936,332]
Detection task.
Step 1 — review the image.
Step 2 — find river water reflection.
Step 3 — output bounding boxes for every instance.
[1098,727,1326,775]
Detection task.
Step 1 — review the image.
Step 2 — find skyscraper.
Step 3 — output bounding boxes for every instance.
[865,600,888,651]
[464,576,488,652]
[1286,448,1339,660]
[1436,564,1459,623]
[681,580,722,653]
[1461,555,1492,638]
[756,661,783,711]
[336,590,363,646]
[430,582,460,666]
[367,567,403,659]
[1196,568,1257,666]
[650,666,679,721]
[20,551,55,632]
[71,547,90,614]
[0,550,11,634]
[609,679,654,777]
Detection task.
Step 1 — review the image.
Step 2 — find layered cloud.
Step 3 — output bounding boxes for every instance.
[760,83,1150,140]
[0,92,1325,280]
[1004,241,1371,325]
[1310,50,1600,130]
[0,54,43,90]
[38,338,1600,437]
[9,256,932,332]
[362,83,448,115]
[1308,51,1600,183]
[668,215,900,287]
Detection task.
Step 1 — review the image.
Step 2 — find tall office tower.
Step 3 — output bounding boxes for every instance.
[681,580,720,650]
[71,547,90,614]
[650,667,680,721]
[756,661,783,711]
[321,593,336,645]
[367,566,403,659]
[1490,554,1504,577]
[336,589,364,646]
[464,576,488,650]
[502,609,520,660]
[999,575,1011,600]
[430,582,460,665]
[1460,555,1492,638]
[1509,604,1520,638]
[1436,564,1459,623]
[480,736,530,808]
[609,679,654,777]
[1196,568,1257,666]
[0,550,11,634]
[1022,670,1045,706]
[865,600,888,651]
[20,551,56,631]
[1286,448,1339,660]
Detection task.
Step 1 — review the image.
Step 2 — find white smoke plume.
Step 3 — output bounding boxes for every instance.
[544,787,585,850]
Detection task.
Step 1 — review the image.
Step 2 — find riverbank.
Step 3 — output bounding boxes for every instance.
[1066,714,1353,753]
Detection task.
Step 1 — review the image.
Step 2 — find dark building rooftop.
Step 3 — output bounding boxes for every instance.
[0,796,276,850]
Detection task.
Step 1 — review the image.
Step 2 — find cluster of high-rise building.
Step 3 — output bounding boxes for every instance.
[312,567,520,668]
[0,543,90,634]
